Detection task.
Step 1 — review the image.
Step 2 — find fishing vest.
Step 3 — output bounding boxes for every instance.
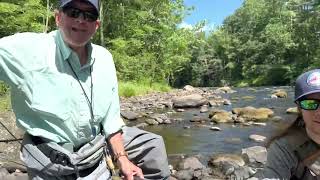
[286,128,320,180]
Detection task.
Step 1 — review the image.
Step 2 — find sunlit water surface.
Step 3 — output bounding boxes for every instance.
[144,86,296,156]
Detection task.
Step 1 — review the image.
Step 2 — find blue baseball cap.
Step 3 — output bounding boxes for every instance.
[295,69,320,101]
[60,0,99,15]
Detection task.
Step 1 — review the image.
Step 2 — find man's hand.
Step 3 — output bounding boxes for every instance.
[108,131,144,180]
[117,156,144,180]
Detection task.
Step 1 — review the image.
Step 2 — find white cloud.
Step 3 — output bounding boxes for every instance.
[178,21,193,29]
[198,23,216,33]
[178,22,216,34]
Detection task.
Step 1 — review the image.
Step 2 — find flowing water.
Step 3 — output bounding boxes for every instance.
[145,86,297,156]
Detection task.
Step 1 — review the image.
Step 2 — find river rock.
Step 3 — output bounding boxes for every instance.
[145,119,159,125]
[241,96,255,100]
[0,168,9,177]
[209,154,245,167]
[223,99,232,105]
[286,107,299,114]
[272,89,288,98]
[178,157,205,171]
[215,87,235,94]
[249,134,266,142]
[209,110,233,123]
[232,166,251,179]
[270,116,283,122]
[232,106,274,122]
[183,85,196,91]
[174,169,193,180]
[134,123,148,128]
[193,168,213,179]
[242,146,267,164]
[210,127,221,131]
[208,98,225,106]
[120,111,140,121]
[200,106,209,113]
[172,94,208,108]
[190,116,206,123]
[149,114,169,124]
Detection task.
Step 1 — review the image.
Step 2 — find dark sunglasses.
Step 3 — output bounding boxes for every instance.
[298,99,320,110]
[62,6,98,22]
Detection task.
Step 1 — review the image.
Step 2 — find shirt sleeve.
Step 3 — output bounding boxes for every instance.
[255,139,298,179]
[0,34,27,88]
[101,50,125,136]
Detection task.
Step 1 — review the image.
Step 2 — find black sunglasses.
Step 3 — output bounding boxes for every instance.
[62,6,98,22]
[298,99,320,110]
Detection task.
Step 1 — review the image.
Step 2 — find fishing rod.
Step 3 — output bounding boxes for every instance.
[0,120,69,179]
[0,120,117,179]
[0,120,45,168]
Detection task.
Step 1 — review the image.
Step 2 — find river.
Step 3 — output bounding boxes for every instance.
[144,86,296,156]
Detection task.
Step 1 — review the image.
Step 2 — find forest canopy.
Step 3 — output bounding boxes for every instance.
[0,0,319,87]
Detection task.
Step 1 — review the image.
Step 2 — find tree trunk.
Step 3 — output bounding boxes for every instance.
[99,2,104,46]
[44,0,50,33]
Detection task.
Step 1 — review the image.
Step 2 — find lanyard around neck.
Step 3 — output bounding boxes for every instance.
[66,59,94,122]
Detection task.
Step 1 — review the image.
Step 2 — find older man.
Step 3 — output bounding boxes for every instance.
[0,0,170,179]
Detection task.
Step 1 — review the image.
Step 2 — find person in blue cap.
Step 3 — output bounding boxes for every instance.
[255,69,320,179]
[0,0,170,179]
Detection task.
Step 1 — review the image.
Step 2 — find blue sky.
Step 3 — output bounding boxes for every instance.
[181,0,244,31]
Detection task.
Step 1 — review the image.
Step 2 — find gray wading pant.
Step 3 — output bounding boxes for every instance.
[22,126,170,180]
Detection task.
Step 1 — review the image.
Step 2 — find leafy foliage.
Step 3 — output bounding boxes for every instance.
[1,0,320,90]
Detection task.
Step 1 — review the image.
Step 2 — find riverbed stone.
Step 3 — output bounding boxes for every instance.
[270,116,283,122]
[249,134,266,142]
[223,99,232,105]
[200,105,209,113]
[210,111,233,123]
[145,119,159,125]
[178,157,205,171]
[272,89,288,98]
[174,169,193,180]
[242,146,267,164]
[121,111,140,121]
[232,107,274,122]
[233,166,251,179]
[208,97,226,107]
[209,154,245,167]
[0,168,9,177]
[215,87,235,94]
[172,94,208,108]
[210,127,221,131]
[286,107,299,114]
[183,85,196,91]
[134,123,148,128]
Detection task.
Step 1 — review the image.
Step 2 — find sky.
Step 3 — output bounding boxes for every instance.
[181,0,244,31]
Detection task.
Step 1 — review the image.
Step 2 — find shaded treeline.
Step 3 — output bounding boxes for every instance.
[0,0,319,88]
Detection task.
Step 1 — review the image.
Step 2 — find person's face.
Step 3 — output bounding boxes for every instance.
[55,1,100,49]
[298,93,320,136]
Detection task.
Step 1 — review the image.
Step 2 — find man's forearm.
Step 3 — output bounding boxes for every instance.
[108,131,128,161]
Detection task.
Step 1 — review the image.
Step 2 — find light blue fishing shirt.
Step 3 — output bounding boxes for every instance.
[0,30,125,148]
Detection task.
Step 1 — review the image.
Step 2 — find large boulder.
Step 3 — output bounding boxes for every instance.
[209,110,233,123]
[232,106,274,122]
[172,94,208,108]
